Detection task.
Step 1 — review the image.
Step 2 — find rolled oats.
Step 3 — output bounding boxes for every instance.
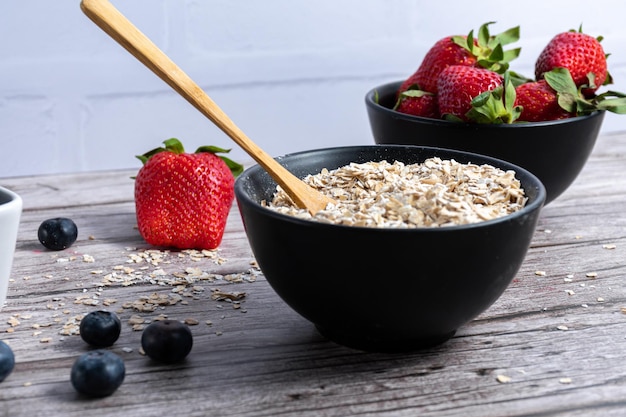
[266,158,527,227]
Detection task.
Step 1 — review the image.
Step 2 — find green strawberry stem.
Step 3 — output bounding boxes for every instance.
[544,67,626,115]
[452,22,521,74]
[136,138,244,177]
[195,145,244,177]
[466,72,522,124]
[594,90,626,113]
[508,70,534,87]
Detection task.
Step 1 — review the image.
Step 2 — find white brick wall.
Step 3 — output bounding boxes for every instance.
[1,0,625,177]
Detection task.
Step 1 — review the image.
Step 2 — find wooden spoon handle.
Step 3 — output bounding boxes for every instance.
[80,0,334,214]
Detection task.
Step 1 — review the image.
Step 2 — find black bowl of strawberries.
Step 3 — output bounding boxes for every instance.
[365,23,625,204]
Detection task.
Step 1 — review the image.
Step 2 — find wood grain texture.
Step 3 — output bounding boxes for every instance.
[0,132,624,416]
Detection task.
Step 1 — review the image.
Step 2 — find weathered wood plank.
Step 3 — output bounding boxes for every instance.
[0,132,624,416]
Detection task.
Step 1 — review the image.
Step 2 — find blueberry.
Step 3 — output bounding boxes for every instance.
[38,217,78,250]
[141,320,193,363]
[79,310,122,347]
[70,350,125,398]
[0,341,15,382]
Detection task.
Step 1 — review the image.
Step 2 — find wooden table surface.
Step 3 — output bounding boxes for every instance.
[0,131,625,417]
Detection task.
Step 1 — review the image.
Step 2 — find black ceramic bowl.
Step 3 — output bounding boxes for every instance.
[365,80,605,204]
[235,145,546,352]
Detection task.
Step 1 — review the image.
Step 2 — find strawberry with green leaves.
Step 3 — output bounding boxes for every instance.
[394,23,626,123]
[437,66,505,122]
[535,27,609,97]
[394,88,439,118]
[516,67,626,121]
[514,79,573,122]
[398,22,521,95]
[134,138,243,250]
[398,36,477,95]
[451,66,626,123]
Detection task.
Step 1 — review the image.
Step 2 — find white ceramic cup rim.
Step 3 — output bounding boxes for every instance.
[0,185,22,310]
[0,186,21,210]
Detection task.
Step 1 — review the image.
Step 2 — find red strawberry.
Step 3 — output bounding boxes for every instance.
[398,22,521,95]
[394,88,439,119]
[535,28,608,97]
[399,36,478,94]
[437,66,503,121]
[515,80,573,122]
[515,67,626,120]
[134,138,243,250]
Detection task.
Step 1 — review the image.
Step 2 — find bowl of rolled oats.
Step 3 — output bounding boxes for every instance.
[234,145,546,352]
[365,80,605,205]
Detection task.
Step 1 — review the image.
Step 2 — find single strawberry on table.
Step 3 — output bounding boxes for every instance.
[134,138,243,250]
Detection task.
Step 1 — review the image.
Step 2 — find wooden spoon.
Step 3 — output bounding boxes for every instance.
[80,0,335,215]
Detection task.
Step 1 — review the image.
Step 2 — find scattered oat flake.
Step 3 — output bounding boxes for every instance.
[620,307,626,314]
[40,337,53,343]
[496,375,512,383]
[211,290,246,301]
[559,378,572,384]
[128,315,145,325]
[59,315,84,336]
[586,272,598,278]
[603,244,616,250]
[565,290,575,296]
[535,271,546,276]
[184,318,199,325]
[597,297,605,302]
[23,382,32,387]
[557,325,569,331]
